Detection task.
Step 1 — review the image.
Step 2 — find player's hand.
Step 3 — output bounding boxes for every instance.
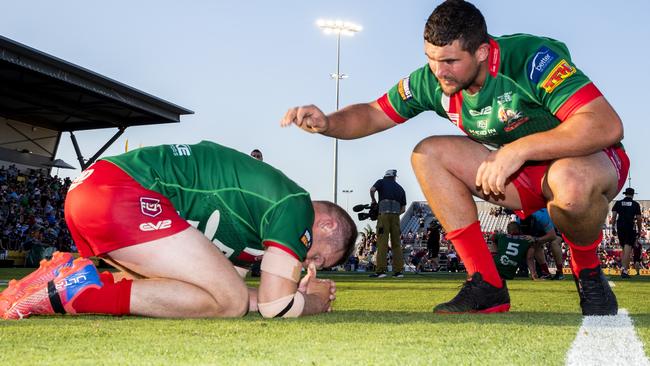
[281,105,329,134]
[298,264,336,313]
[475,145,525,197]
[299,264,335,300]
[298,263,317,293]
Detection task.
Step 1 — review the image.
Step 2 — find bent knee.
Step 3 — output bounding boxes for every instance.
[547,168,596,214]
[201,283,248,318]
[218,286,249,317]
[412,136,453,157]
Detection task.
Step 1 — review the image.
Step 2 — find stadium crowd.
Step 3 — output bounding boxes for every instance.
[348,206,650,277]
[0,165,74,259]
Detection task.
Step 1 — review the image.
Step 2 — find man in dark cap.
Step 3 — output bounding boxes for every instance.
[611,188,642,278]
[370,169,407,278]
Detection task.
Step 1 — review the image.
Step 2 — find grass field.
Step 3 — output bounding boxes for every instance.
[1,269,649,365]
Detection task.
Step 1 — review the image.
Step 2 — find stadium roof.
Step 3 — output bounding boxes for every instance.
[0,35,193,170]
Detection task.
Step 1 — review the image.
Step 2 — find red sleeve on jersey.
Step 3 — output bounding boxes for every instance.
[377,94,407,123]
[262,240,300,260]
[555,83,602,122]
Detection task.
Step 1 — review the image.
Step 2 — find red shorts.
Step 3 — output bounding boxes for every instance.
[64,160,190,258]
[512,145,629,218]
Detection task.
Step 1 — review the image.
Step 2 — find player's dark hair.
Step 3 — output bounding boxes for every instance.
[316,201,358,267]
[424,0,489,53]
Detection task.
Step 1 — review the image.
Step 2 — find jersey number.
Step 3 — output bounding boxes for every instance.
[505,242,520,256]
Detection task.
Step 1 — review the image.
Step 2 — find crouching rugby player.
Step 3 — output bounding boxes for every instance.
[0,141,357,319]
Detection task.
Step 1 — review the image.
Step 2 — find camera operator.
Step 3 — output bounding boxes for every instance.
[369,169,406,278]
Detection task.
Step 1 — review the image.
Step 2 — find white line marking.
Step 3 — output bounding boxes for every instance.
[566,309,649,366]
[609,281,615,287]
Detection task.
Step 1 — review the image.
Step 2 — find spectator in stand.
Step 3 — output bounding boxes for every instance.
[405,230,415,244]
[369,169,407,278]
[0,165,73,255]
[611,187,643,278]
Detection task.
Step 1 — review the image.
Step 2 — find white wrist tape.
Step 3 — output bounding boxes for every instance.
[258,292,305,318]
[260,250,302,283]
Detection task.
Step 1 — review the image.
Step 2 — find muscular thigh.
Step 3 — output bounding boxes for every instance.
[415,136,523,209]
[106,226,246,297]
[543,150,619,201]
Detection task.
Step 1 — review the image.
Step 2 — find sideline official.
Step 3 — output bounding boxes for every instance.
[611,187,642,278]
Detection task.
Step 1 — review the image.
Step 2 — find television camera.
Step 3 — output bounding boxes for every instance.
[352,202,378,221]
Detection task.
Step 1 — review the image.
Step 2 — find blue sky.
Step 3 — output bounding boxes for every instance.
[2,0,648,223]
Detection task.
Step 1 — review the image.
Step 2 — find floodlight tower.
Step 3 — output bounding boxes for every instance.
[316,19,362,204]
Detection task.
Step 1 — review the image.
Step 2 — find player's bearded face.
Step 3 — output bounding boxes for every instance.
[425,40,483,96]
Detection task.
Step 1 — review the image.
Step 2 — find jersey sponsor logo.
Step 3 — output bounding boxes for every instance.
[68,169,94,192]
[397,77,413,101]
[300,229,312,250]
[170,144,192,156]
[468,127,497,137]
[139,219,172,231]
[477,120,488,129]
[499,255,518,267]
[528,46,558,83]
[498,106,530,132]
[622,202,633,207]
[140,197,162,217]
[496,91,513,104]
[469,106,492,117]
[541,59,575,93]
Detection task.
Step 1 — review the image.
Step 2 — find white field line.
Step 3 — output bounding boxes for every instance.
[566,309,649,366]
[608,281,615,287]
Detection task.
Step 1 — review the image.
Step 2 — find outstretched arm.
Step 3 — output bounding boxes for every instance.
[281,102,396,140]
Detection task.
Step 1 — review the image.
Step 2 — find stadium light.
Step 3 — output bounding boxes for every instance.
[316,19,362,204]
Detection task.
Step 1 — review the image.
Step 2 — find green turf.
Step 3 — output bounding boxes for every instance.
[0,270,648,365]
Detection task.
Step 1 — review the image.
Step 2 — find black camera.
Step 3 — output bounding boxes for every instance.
[353,202,378,221]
